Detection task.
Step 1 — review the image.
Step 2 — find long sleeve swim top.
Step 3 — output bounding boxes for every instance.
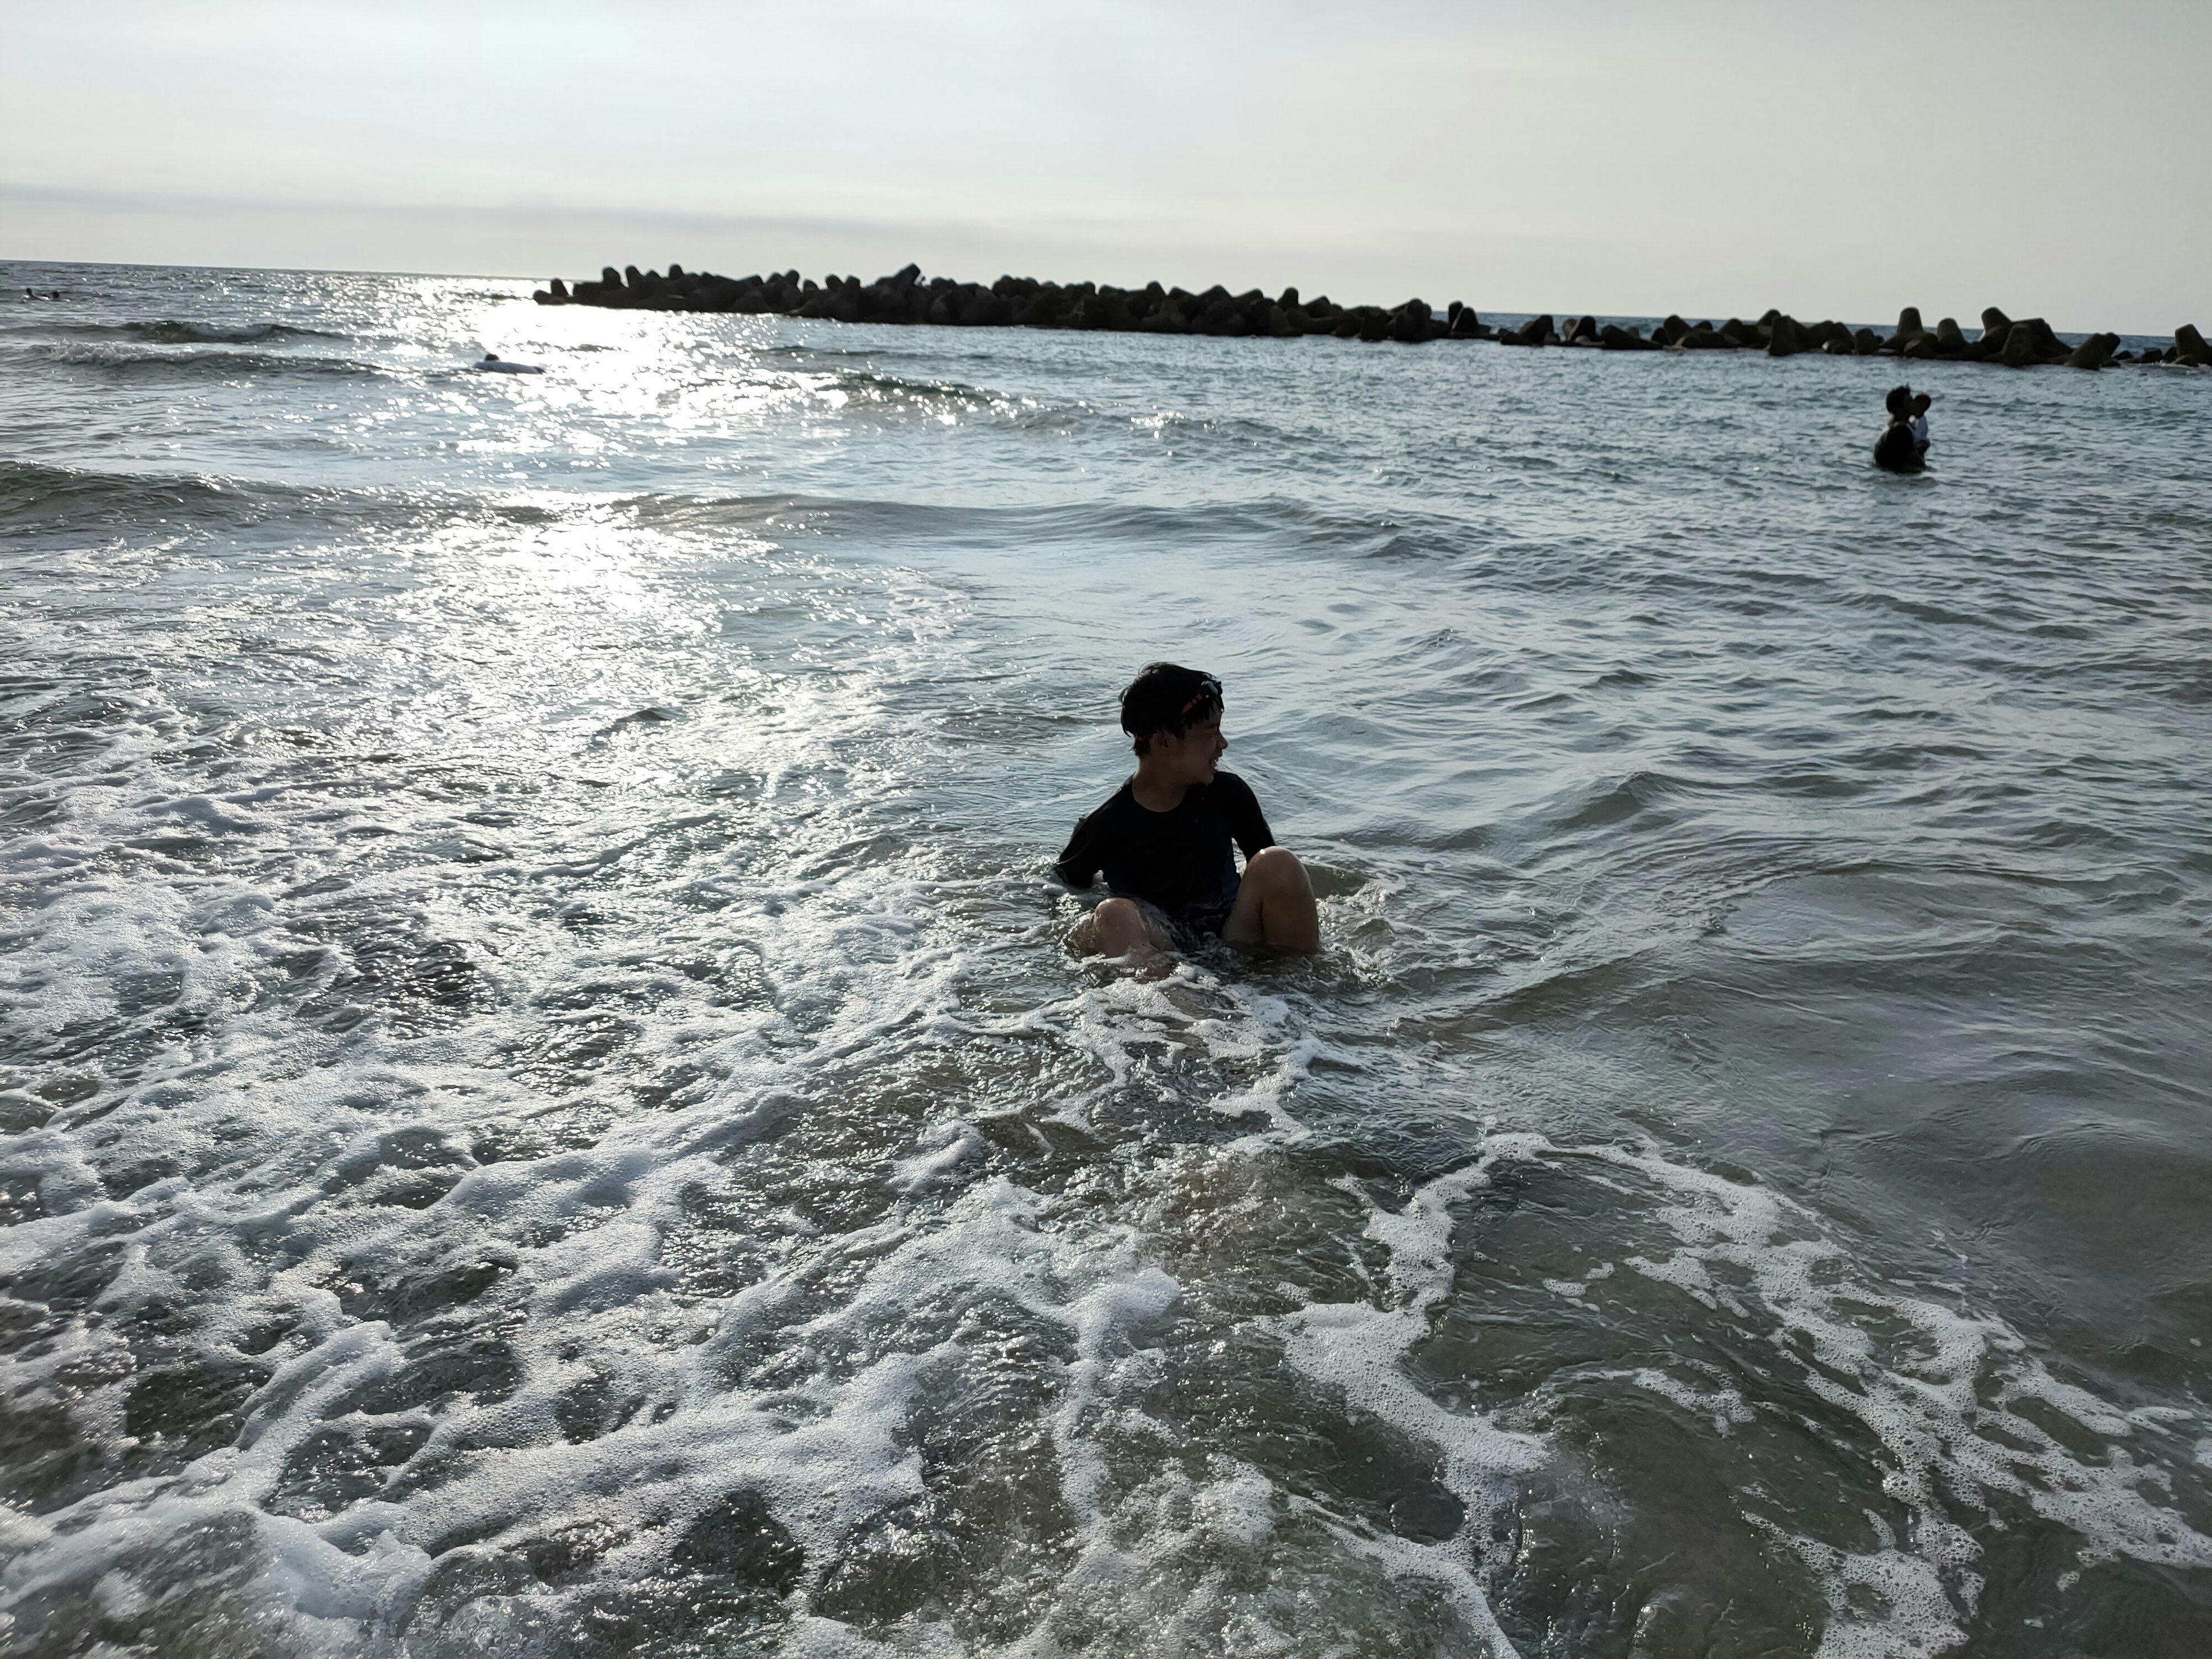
[1052,771,1275,924]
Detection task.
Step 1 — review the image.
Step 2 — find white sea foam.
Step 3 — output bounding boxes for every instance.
[1476,1136,2212,1654]
[8,792,2208,1658]
[884,1119,985,1194]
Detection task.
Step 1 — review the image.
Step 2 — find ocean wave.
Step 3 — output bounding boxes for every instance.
[798,366,1063,431]
[120,319,350,346]
[766,350,1317,447]
[0,462,557,540]
[30,340,382,378]
[621,488,1463,564]
[825,367,1006,407]
[830,371,1315,449]
[0,461,310,533]
[0,319,350,346]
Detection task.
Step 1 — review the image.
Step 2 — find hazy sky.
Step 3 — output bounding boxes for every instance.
[3,0,2205,329]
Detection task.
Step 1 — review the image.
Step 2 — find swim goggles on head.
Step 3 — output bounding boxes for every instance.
[1180,676,1223,715]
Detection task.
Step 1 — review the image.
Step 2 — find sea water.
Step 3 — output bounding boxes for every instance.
[2,261,2209,1658]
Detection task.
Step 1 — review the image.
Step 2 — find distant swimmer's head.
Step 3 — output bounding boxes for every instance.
[1120,662,1224,760]
[1885,385,1914,419]
[484,353,500,362]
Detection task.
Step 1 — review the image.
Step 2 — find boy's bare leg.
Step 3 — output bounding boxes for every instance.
[1076,896,1174,968]
[1222,847,1320,953]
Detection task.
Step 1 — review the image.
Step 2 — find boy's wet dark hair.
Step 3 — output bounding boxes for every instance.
[1120,662,1223,755]
[1885,384,1914,418]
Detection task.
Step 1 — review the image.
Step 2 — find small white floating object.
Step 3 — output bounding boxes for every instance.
[471,353,543,374]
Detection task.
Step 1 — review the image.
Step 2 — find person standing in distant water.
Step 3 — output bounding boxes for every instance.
[1873,385,1926,473]
[1055,662,1320,968]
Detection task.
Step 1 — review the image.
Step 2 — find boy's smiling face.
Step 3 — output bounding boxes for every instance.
[1147,711,1226,787]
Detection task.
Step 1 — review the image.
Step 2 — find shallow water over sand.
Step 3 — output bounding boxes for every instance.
[2,261,2210,1658]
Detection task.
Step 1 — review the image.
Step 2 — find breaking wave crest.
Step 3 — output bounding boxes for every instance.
[30,340,384,379]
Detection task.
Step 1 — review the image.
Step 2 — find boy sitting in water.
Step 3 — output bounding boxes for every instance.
[1055,662,1320,963]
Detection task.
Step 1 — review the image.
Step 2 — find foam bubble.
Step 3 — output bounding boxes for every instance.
[884,1119,984,1194]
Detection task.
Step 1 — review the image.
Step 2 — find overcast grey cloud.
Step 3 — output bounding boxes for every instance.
[2,0,2205,329]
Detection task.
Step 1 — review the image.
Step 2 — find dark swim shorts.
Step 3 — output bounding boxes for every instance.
[1161,889,1237,950]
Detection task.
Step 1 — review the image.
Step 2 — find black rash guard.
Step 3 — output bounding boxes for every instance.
[1052,770,1275,935]
[1873,418,1924,472]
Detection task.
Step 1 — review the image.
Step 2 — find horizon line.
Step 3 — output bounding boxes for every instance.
[2,183,2198,339]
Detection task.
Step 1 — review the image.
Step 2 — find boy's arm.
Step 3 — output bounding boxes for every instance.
[1052,811,1104,889]
[1226,775,1277,860]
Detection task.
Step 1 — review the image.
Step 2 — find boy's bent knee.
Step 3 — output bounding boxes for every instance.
[1090,897,1167,960]
[1228,846,1320,954]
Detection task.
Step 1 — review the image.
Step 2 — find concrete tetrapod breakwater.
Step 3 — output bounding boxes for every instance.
[532,263,2210,368]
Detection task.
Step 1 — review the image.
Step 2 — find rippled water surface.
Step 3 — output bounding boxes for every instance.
[3,260,2210,1658]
